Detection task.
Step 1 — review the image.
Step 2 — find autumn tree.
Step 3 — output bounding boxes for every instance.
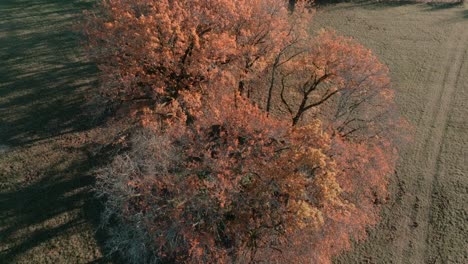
[82,0,313,116]
[263,30,406,239]
[98,91,350,263]
[83,0,239,110]
[265,30,390,132]
[261,29,407,261]
[83,0,405,263]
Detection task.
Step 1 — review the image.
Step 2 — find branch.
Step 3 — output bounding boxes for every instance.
[307,73,331,94]
[280,76,293,115]
[303,89,339,111]
[341,126,363,138]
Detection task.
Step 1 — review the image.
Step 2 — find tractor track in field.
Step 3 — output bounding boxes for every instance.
[315,3,468,264]
[393,27,467,264]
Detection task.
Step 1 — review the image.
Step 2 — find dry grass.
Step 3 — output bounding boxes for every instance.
[0,0,108,263]
[311,1,467,263]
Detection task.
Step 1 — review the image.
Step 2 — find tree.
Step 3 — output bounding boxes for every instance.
[98,91,348,263]
[83,1,405,263]
[272,30,392,133]
[82,0,313,115]
[83,0,241,108]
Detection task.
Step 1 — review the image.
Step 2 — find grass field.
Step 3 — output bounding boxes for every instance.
[312,2,468,263]
[0,0,467,263]
[0,0,107,263]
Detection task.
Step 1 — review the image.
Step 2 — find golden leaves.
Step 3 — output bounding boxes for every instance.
[103,22,114,29]
[288,199,324,230]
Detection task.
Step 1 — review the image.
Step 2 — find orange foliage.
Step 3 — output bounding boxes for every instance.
[84,0,406,263]
[109,94,348,263]
[272,30,392,131]
[82,0,312,112]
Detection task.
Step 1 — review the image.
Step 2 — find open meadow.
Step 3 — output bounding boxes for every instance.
[0,0,467,263]
[313,2,467,263]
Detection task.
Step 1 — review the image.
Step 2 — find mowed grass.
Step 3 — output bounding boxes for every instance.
[0,0,108,263]
[0,0,466,263]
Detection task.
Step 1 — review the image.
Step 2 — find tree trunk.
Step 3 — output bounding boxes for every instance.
[288,0,296,12]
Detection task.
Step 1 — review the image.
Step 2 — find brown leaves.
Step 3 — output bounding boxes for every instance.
[270,29,393,131]
[83,0,314,118]
[86,1,405,263]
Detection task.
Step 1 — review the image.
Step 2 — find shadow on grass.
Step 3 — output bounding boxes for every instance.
[461,8,468,17]
[314,0,417,8]
[0,146,122,262]
[315,0,466,10]
[0,0,117,262]
[425,1,465,11]
[0,159,103,262]
[0,0,98,147]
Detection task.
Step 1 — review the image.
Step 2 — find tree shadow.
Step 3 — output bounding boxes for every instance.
[315,0,465,10]
[0,0,117,262]
[314,0,417,9]
[424,1,465,11]
[0,0,98,148]
[314,0,468,23]
[0,154,113,263]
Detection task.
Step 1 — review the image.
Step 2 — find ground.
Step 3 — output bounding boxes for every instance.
[312,2,468,263]
[0,0,107,263]
[0,1,467,263]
